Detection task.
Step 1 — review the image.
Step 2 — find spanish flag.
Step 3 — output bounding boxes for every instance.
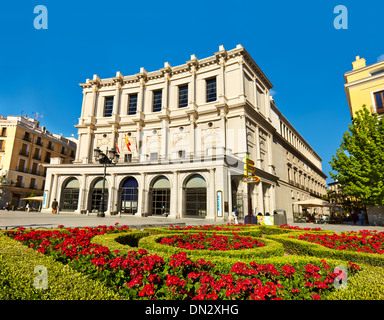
[124,133,131,152]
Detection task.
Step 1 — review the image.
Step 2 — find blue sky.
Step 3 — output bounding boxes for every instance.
[0,0,383,183]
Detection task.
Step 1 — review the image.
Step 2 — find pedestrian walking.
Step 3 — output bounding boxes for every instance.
[358,211,364,225]
[51,198,59,215]
[351,212,358,225]
[232,206,239,224]
[25,203,30,212]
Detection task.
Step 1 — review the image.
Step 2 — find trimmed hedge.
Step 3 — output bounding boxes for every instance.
[267,231,384,267]
[138,233,284,260]
[0,233,122,300]
[91,230,149,254]
[143,225,306,237]
[325,266,384,300]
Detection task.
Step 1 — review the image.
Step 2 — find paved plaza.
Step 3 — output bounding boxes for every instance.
[1,209,384,233]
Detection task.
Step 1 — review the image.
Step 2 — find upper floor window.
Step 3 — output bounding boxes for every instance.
[104,97,114,117]
[36,136,42,146]
[23,131,30,142]
[178,84,188,108]
[374,90,384,113]
[206,77,217,103]
[128,93,138,115]
[153,90,162,112]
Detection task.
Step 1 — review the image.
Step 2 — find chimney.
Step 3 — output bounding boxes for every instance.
[352,55,366,70]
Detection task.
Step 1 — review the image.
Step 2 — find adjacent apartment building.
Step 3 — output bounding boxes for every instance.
[0,115,77,209]
[42,45,327,222]
[344,55,384,118]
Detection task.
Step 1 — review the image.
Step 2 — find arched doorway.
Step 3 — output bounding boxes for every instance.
[150,176,170,216]
[184,174,206,218]
[120,177,138,215]
[90,178,108,213]
[61,177,80,212]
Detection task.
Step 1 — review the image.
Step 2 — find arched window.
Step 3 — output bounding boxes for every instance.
[91,178,108,212]
[120,177,138,215]
[184,174,206,217]
[61,178,79,211]
[150,176,170,216]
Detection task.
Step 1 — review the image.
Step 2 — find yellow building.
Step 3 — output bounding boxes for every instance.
[0,115,77,210]
[344,56,384,118]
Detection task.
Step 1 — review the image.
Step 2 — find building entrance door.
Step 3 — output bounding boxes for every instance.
[120,177,138,215]
[150,176,170,216]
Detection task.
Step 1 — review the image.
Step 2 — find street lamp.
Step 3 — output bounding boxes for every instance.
[93,146,120,217]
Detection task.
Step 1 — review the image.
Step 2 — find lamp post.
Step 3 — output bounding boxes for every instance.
[93,146,119,217]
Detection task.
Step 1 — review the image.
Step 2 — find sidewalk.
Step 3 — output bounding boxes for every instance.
[0,210,223,230]
[1,210,383,232]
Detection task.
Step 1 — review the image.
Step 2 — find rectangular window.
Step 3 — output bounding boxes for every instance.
[206,77,217,103]
[30,178,36,189]
[128,93,138,115]
[374,91,384,113]
[153,90,162,112]
[1,127,6,137]
[178,84,188,108]
[124,154,132,163]
[104,97,114,117]
[150,152,158,161]
[23,131,30,142]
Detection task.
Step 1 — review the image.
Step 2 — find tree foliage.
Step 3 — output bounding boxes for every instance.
[330,106,384,206]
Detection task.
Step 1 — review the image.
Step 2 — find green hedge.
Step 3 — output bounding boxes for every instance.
[267,231,384,267]
[143,225,305,237]
[138,233,284,261]
[325,266,384,300]
[0,233,122,300]
[91,230,149,254]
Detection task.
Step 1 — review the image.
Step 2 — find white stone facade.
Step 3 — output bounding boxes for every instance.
[42,45,327,222]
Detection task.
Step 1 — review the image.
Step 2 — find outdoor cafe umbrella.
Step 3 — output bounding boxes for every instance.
[293,198,337,208]
[22,196,44,211]
[21,196,44,201]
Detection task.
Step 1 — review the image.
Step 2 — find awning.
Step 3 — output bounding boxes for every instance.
[22,196,44,201]
[293,198,337,207]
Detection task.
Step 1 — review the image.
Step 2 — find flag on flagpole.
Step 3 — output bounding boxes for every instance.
[115,138,120,154]
[125,133,131,152]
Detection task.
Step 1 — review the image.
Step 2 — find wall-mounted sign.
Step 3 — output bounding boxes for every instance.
[217,190,223,217]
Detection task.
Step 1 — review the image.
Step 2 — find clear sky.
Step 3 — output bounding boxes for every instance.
[0,0,383,184]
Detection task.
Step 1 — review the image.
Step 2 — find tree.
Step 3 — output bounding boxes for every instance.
[330,105,384,206]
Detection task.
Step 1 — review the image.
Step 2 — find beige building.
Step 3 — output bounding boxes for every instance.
[344,56,384,118]
[42,45,326,222]
[0,115,77,209]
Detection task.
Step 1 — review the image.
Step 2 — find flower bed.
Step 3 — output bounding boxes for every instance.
[267,230,384,267]
[4,225,360,300]
[279,224,322,231]
[139,233,284,260]
[159,233,265,251]
[168,223,252,232]
[296,230,384,254]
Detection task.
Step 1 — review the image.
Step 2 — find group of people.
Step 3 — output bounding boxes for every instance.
[350,211,365,225]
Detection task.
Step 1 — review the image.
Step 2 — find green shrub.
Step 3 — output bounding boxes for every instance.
[325,266,384,300]
[138,233,284,261]
[91,230,149,254]
[0,233,122,300]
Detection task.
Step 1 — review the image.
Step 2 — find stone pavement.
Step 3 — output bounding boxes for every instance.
[0,210,223,230]
[1,210,384,232]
